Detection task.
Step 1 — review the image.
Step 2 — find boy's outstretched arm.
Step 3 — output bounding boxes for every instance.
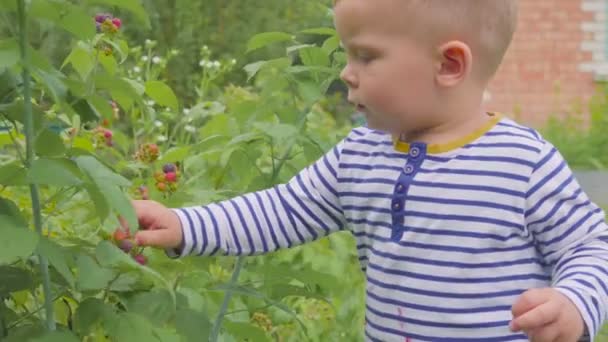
[132,137,348,258]
[510,141,608,340]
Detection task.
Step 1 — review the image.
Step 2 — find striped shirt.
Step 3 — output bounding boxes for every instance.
[170,115,608,341]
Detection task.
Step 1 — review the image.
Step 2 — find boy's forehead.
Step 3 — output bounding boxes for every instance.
[334,0,411,37]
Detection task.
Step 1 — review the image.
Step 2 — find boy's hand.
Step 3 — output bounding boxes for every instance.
[510,288,584,341]
[119,200,183,250]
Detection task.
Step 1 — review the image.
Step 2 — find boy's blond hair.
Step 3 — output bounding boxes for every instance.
[334,0,519,82]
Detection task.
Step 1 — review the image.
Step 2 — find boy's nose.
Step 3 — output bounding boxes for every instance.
[340,65,358,89]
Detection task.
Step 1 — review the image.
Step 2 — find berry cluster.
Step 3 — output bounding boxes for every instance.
[113,228,147,265]
[94,13,122,56]
[135,143,159,163]
[94,127,114,147]
[154,163,179,193]
[95,13,121,33]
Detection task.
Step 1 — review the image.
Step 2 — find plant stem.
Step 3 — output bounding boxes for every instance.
[16,0,55,332]
[209,256,245,342]
[209,112,308,341]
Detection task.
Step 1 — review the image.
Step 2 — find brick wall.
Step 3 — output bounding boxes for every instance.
[486,0,605,128]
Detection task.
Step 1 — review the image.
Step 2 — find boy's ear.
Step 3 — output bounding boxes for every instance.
[435,41,472,87]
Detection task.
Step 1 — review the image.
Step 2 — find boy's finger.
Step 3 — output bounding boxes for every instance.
[510,299,560,332]
[134,229,180,249]
[511,288,552,318]
[527,324,560,342]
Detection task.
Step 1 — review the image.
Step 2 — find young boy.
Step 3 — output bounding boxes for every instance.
[125,0,608,340]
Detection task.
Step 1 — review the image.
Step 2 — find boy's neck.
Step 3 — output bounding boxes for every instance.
[395,108,494,145]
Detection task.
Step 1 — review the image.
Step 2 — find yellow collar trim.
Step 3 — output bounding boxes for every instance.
[394,113,502,154]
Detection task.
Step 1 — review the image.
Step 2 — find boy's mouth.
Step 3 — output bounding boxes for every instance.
[356,104,367,112]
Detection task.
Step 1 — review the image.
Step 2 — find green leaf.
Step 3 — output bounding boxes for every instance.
[98,53,118,75]
[31,330,80,342]
[299,27,337,36]
[175,308,211,342]
[76,156,138,233]
[89,0,150,28]
[0,266,33,294]
[38,238,75,288]
[322,35,341,54]
[28,158,83,186]
[73,297,114,335]
[145,81,178,111]
[0,162,27,186]
[300,46,330,68]
[104,313,160,342]
[243,61,267,82]
[75,155,130,187]
[127,289,175,325]
[34,129,66,157]
[0,218,39,264]
[31,67,67,103]
[253,122,298,142]
[83,183,110,222]
[95,240,135,269]
[153,328,182,342]
[6,99,46,133]
[224,321,269,342]
[159,146,191,164]
[76,254,115,291]
[59,6,96,40]
[0,39,19,69]
[0,197,27,227]
[87,95,114,120]
[246,32,294,53]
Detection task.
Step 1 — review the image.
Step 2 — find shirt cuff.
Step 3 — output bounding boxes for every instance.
[163,208,193,259]
[555,286,595,340]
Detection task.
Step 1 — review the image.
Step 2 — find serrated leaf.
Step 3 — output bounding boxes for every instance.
[58,5,96,40]
[253,122,298,142]
[322,35,340,54]
[87,95,114,120]
[76,254,115,291]
[83,183,110,222]
[98,53,118,75]
[104,312,160,342]
[224,321,269,342]
[73,298,114,336]
[75,155,130,187]
[28,158,83,186]
[127,289,174,325]
[246,32,293,53]
[0,162,27,186]
[0,266,33,294]
[38,238,74,288]
[95,240,135,268]
[0,39,19,69]
[0,218,39,264]
[299,27,337,36]
[175,308,211,342]
[145,81,178,111]
[159,146,190,164]
[34,129,66,157]
[0,197,27,227]
[300,46,330,68]
[62,43,92,76]
[243,61,267,82]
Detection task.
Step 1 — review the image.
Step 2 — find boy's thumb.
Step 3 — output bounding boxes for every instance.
[135,229,177,249]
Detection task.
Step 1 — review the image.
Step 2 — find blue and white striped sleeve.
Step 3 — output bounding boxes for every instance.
[167,138,347,257]
[525,141,608,339]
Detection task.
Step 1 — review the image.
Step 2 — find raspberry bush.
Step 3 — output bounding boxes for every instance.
[0,2,364,342]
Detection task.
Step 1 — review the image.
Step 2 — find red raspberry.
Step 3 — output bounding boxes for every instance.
[113,228,129,242]
[104,130,113,138]
[165,172,177,183]
[112,18,122,29]
[133,254,147,265]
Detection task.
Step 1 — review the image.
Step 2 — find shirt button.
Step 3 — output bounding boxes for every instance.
[410,147,420,157]
[404,164,414,175]
[396,184,405,193]
[392,202,402,211]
